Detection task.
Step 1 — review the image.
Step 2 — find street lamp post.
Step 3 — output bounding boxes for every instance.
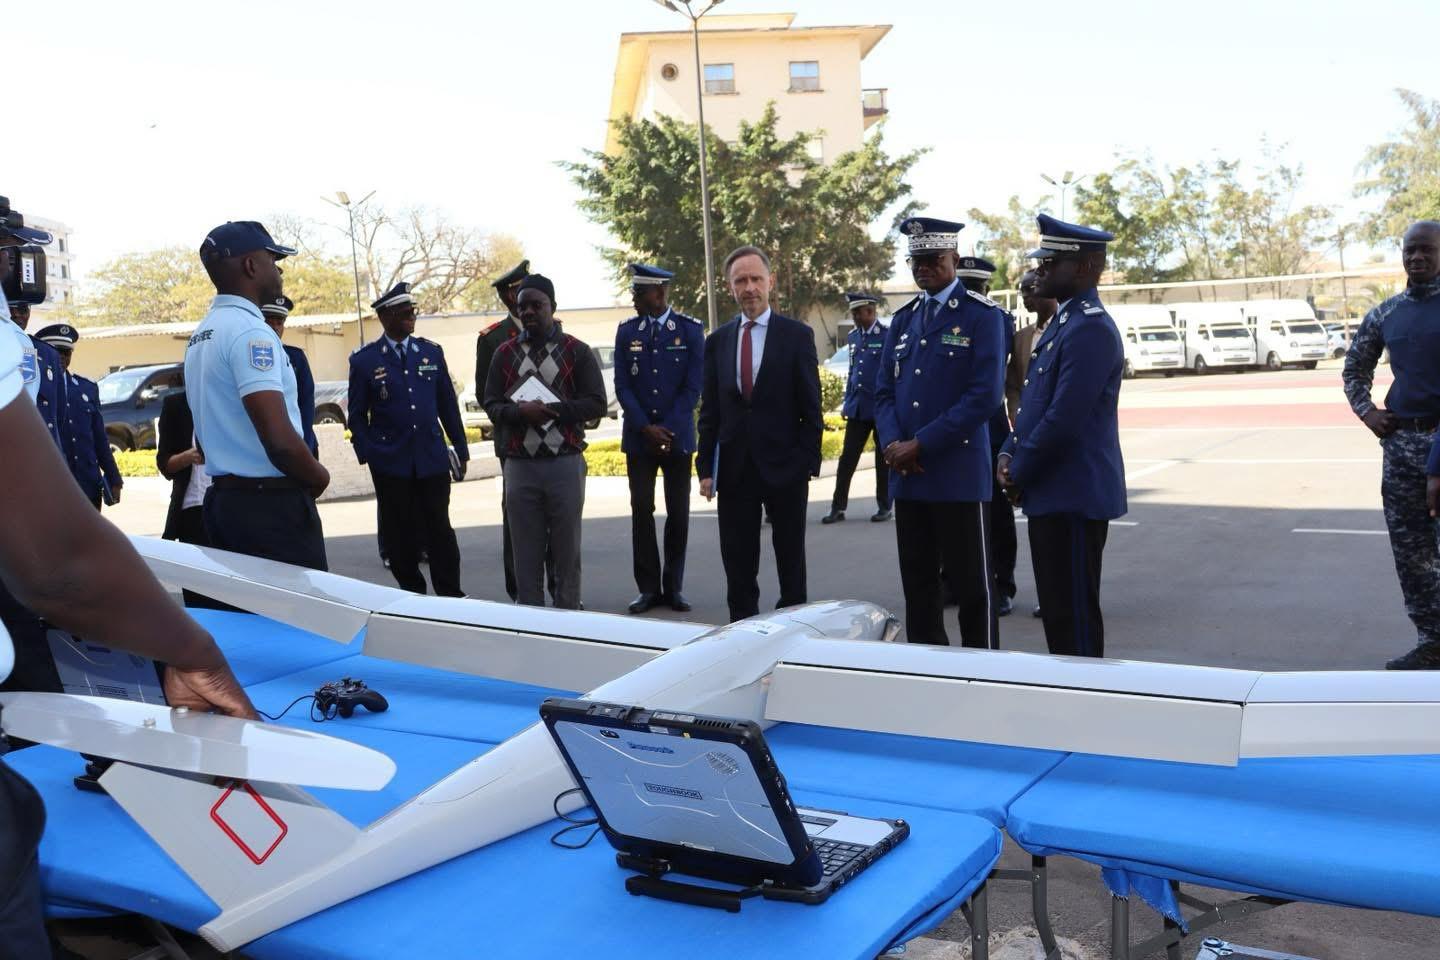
[653,0,723,331]
[1040,171,1089,222]
[322,190,375,345]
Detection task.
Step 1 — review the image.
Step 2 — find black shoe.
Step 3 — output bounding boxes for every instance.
[1032,605,1043,618]
[669,592,692,613]
[1386,647,1440,670]
[870,508,893,522]
[822,509,845,524]
[628,593,660,615]
[997,595,1014,617]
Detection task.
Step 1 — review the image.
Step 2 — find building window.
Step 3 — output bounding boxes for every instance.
[805,138,824,163]
[789,61,820,92]
[703,63,735,95]
[58,237,66,253]
[61,264,69,280]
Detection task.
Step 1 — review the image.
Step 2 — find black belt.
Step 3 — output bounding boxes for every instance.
[1393,417,1440,432]
[210,475,302,491]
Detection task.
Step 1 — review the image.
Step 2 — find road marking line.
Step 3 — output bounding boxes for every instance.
[1015,518,1137,527]
[1121,426,1353,432]
[1292,528,1388,536]
[1125,460,1182,482]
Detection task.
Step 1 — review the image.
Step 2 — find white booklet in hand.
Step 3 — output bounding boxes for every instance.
[508,372,560,404]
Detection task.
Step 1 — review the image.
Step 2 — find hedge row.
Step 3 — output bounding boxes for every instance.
[113,414,869,480]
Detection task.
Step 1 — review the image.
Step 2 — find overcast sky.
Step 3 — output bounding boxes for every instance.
[9,0,1434,308]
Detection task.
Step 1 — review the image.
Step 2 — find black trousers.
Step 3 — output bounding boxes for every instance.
[717,456,808,622]
[989,454,1018,600]
[373,470,463,596]
[501,464,556,602]
[1028,513,1109,657]
[895,499,997,648]
[627,450,693,598]
[0,764,48,960]
[203,485,328,571]
[830,418,889,512]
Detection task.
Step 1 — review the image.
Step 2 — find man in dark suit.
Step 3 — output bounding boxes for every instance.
[697,245,822,623]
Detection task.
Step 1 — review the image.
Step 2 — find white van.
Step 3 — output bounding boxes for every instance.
[1108,304,1184,379]
[1169,302,1258,374]
[1241,299,1330,370]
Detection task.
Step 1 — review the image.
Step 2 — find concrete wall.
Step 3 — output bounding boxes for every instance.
[71,306,636,391]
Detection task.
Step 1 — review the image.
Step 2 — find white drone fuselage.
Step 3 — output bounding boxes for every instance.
[5,539,1440,951]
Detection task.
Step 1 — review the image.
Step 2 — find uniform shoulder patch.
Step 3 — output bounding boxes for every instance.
[965,289,999,308]
[482,320,506,334]
[1082,304,1105,315]
[248,339,276,371]
[679,312,703,325]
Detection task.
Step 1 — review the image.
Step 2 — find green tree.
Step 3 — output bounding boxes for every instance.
[1215,149,1333,285]
[1356,89,1440,245]
[1073,161,1182,285]
[966,195,1042,290]
[81,246,214,326]
[565,105,924,324]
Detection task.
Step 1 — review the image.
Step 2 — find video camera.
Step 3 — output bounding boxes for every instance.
[0,195,48,306]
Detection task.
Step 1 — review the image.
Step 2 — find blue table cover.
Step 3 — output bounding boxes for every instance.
[768,723,1064,825]
[8,735,1002,959]
[241,654,573,745]
[1006,753,1440,923]
[190,610,362,687]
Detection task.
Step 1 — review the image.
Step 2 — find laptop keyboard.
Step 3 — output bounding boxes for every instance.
[813,839,867,877]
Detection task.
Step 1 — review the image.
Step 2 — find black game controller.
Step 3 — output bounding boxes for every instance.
[314,678,389,718]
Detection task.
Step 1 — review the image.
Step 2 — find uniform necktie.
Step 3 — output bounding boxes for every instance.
[740,319,756,401]
[924,297,939,324]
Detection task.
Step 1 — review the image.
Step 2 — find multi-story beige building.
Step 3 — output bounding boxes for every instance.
[607,13,890,161]
[26,215,76,315]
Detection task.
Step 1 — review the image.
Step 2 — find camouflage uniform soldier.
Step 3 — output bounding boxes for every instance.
[1342,220,1440,669]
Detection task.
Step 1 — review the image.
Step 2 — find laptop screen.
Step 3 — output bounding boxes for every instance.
[552,719,795,866]
[45,628,167,704]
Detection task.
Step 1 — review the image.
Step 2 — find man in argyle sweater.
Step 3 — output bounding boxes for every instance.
[483,274,607,608]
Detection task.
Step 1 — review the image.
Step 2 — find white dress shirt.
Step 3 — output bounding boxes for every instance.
[734,307,772,391]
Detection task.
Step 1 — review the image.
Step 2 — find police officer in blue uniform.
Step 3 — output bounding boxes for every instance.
[5,298,69,455]
[876,217,1007,648]
[955,257,1020,617]
[999,214,1127,658]
[186,220,331,570]
[349,281,469,596]
[261,296,318,457]
[615,264,704,614]
[35,323,124,509]
[823,292,892,525]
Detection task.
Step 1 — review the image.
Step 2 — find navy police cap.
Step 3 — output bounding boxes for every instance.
[34,323,78,350]
[956,256,997,280]
[628,263,674,286]
[261,295,295,318]
[899,216,964,255]
[372,281,415,312]
[491,259,531,290]
[845,291,880,310]
[199,221,297,263]
[1027,213,1114,259]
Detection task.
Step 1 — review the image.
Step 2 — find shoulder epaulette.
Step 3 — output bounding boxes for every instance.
[1081,300,1105,315]
[965,289,999,308]
[482,319,506,334]
[678,312,703,325]
[898,295,922,315]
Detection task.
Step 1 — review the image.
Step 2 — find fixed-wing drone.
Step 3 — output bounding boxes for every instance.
[3,537,1438,951]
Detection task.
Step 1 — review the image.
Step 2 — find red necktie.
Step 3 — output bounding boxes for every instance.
[740,320,756,401]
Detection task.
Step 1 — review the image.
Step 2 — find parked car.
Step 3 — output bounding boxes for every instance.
[313,381,348,425]
[98,362,184,451]
[1324,323,1350,359]
[822,345,850,380]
